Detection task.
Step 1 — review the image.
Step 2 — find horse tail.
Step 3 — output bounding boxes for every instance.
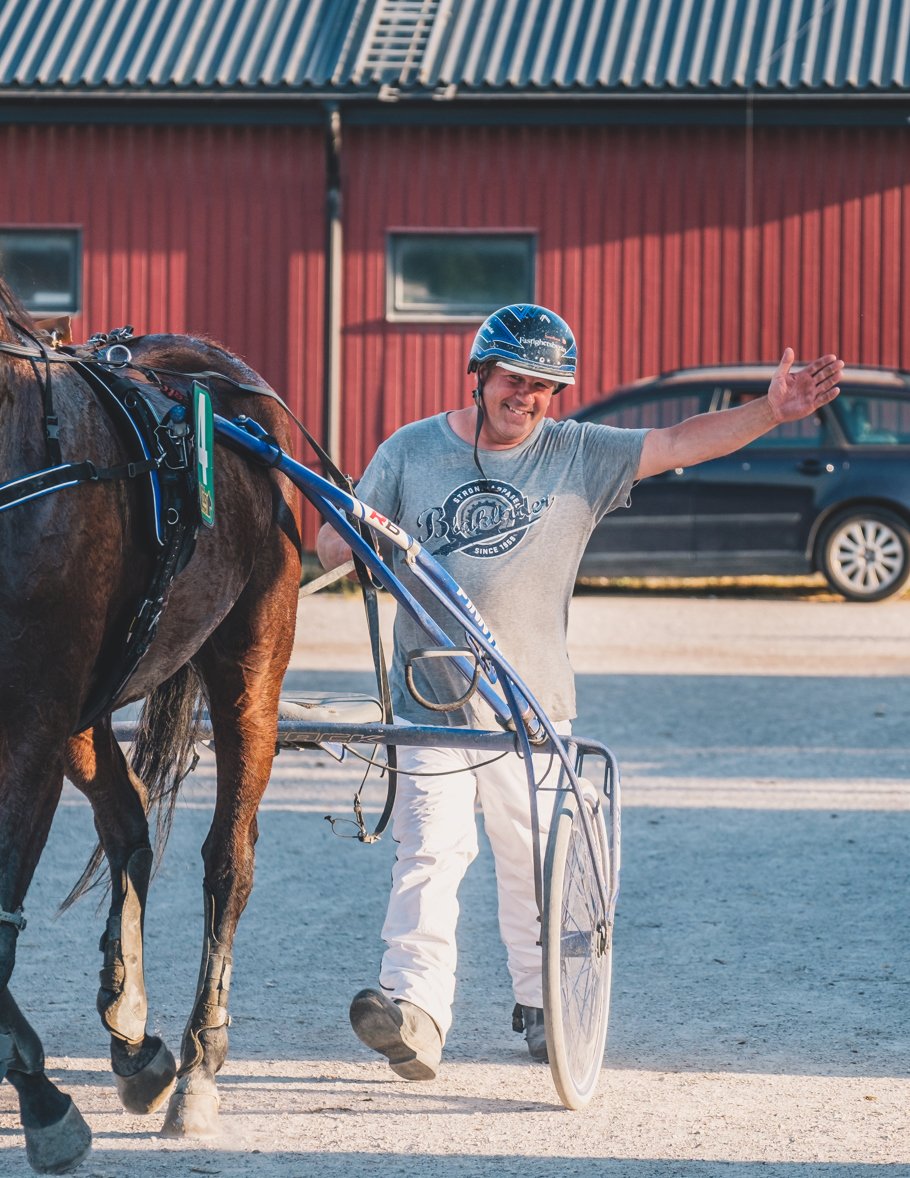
[60,663,205,911]
[130,661,206,863]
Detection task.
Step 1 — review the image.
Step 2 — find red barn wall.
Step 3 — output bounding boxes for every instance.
[0,121,326,440]
[3,117,910,544]
[338,120,910,479]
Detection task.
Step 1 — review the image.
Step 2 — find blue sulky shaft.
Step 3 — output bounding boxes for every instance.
[213,413,602,918]
[216,413,543,737]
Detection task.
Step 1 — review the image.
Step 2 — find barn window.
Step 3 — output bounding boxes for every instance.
[387,232,535,321]
[0,228,81,314]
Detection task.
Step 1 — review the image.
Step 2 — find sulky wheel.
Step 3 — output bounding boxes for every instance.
[541,786,613,1110]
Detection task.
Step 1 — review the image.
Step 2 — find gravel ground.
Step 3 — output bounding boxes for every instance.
[1,591,908,1177]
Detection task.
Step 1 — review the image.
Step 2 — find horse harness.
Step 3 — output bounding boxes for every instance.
[0,323,203,733]
[0,322,400,844]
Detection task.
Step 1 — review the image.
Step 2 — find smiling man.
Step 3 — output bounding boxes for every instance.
[316,303,842,1080]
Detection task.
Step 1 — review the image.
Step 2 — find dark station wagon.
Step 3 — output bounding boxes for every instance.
[572,364,910,601]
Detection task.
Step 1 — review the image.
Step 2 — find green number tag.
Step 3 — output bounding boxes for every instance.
[193,381,215,528]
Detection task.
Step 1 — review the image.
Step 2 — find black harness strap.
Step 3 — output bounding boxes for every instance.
[71,362,199,733]
[9,318,62,465]
[0,458,158,513]
[76,511,194,733]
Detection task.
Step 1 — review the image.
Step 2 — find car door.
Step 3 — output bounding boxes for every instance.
[691,387,848,572]
[578,386,713,575]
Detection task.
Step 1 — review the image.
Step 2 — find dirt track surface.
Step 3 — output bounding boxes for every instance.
[2,592,909,1176]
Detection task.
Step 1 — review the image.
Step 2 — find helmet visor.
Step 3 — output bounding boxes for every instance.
[495,360,575,386]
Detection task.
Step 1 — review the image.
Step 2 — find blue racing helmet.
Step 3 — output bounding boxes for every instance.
[467,304,577,388]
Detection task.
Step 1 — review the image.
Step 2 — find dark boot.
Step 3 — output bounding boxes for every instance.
[512,1003,548,1062]
[350,989,442,1080]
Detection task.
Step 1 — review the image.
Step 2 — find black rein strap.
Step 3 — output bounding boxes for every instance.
[284,431,398,843]
[9,318,62,465]
[346,488,398,844]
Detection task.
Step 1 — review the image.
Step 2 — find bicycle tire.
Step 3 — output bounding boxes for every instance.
[541,785,612,1110]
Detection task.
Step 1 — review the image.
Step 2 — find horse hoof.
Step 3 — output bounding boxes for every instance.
[114,1039,177,1114]
[160,1089,220,1138]
[24,1097,92,1174]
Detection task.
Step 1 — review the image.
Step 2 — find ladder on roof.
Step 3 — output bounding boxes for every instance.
[350,0,452,85]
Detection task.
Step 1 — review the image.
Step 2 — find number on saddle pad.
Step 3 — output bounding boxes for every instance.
[193,380,215,528]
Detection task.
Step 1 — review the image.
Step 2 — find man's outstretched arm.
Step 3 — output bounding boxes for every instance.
[636,349,844,480]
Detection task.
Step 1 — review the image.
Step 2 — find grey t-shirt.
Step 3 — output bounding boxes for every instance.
[356,412,647,728]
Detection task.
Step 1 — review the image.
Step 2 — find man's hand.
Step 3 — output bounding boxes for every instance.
[768,348,844,423]
[316,520,355,573]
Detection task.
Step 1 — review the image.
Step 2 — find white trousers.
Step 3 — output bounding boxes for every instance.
[378,722,570,1039]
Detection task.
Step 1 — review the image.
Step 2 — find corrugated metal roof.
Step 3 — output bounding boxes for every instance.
[414,0,910,93]
[1,0,908,95]
[0,0,362,89]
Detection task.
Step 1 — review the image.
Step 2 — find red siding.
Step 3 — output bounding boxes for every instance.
[338,121,910,479]
[0,121,326,540]
[4,117,910,542]
[0,121,325,444]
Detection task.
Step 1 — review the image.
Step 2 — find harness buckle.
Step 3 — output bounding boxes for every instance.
[126,459,156,479]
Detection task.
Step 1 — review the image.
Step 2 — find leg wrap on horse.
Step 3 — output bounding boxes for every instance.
[180,887,233,1075]
[97,847,152,1044]
[0,988,44,1082]
[162,888,232,1139]
[181,948,232,1073]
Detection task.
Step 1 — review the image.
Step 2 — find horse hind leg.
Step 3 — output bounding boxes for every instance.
[161,881,233,1137]
[160,710,269,1140]
[64,727,177,1115]
[162,576,298,1138]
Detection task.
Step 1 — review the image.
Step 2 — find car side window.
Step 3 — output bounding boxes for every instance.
[833,393,910,444]
[584,390,709,429]
[725,389,826,447]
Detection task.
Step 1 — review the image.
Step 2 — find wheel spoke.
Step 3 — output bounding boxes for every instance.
[561,827,603,1057]
[543,790,613,1108]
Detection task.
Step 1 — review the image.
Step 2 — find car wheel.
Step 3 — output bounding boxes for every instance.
[818,508,910,602]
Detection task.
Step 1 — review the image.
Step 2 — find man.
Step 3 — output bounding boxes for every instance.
[316,303,842,1079]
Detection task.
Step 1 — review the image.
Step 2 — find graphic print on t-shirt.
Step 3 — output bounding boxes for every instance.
[416,478,553,558]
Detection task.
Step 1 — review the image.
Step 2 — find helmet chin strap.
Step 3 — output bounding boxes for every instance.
[471,380,489,480]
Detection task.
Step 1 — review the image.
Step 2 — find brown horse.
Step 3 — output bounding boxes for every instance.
[0,277,302,1172]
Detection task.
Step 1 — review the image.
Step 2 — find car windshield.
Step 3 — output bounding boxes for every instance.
[833,393,910,444]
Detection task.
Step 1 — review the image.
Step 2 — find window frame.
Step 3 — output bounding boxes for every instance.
[385,229,536,323]
[0,226,82,315]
